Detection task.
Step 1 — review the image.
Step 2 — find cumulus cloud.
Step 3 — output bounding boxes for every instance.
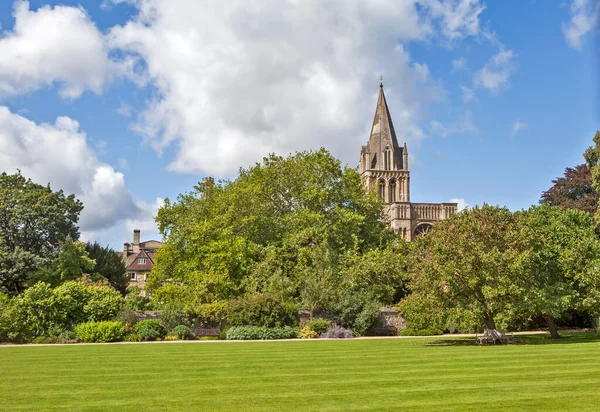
[106,0,486,176]
[511,120,528,136]
[562,0,599,50]
[474,49,516,92]
[422,0,486,40]
[0,106,140,231]
[450,197,469,211]
[0,1,132,99]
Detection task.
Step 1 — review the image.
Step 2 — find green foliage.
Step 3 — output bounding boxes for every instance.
[134,320,166,341]
[399,327,443,336]
[74,321,126,343]
[225,325,300,340]
[172,325,195,340]
[514,205,600,337]
[149,149,392,310]
[85,242,128,293]
[0,171,83,294]
[404,205,520,331]
[57,239,95,282]
[330,291,381,335]
[0,281,124,342]
[352,301,381,336]
[125,287,153,311]
[306,318,331,335]
[195,301,227,326]
[225,294,298,327]
[124,333,142,342]
[159,306,190,332]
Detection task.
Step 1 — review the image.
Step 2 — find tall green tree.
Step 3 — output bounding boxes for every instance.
[85,242,128,294]
[515,205,600,338]
[403,205,521,330]
[27,239,95,287]
[0,172,83,293]
[150,149,394,311]
[584,131,600,220]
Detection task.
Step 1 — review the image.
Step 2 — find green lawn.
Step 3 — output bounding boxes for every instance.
[1,333,600,411]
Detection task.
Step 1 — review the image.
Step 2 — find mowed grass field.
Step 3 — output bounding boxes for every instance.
[1,333,600,411]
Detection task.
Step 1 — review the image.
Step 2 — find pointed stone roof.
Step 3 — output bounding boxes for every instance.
[369,82,400,152]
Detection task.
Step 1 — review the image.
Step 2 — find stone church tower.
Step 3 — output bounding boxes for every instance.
[360,82,457,240]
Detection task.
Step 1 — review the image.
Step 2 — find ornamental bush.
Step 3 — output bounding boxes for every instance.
[134,319,166,341]
[306,318,330,335]
[74,321,126,343]
[172,325,195,340]
[298,326,318,339]
[226,325,300,340]
[225,294,298,328]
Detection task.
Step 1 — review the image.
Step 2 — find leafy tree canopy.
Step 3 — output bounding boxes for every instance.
[150,149,396,315]
[540,164,598,216]
[85,242,128,294]
[515,205,600,337]
[0,171,83,294]
[403,205,521,331]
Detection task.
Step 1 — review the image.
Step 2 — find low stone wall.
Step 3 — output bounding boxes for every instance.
[134,308,407,336]
[372,307,407,336]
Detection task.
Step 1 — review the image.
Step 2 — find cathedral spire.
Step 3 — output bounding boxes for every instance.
[369,82,400,153]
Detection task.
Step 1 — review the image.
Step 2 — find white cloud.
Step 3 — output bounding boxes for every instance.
[452,57,467,71]
[474,49,516,92]
[460,85,476,102]
[106,0,486,176]
[0,106,140,232]
[125,197,163,235]
[430,110,478,137]
[421,0,486,40]
[562,0,599,50]
[0,1,132,99]
[450,197,469,211]
[511,120,528,136]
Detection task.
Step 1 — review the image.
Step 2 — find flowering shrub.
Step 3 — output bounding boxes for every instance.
[320,325,354,339]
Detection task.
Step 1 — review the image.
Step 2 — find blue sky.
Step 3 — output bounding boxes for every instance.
[0,0,598,249]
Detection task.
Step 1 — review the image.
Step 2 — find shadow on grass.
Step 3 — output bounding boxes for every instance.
[425,332,600,347]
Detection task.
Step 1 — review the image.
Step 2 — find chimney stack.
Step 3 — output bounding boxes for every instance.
[123,242,130,256]
[133,230,141,253]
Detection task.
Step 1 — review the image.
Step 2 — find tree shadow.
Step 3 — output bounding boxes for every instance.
[425,332,600,347]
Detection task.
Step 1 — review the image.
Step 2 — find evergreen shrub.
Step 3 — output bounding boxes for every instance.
[134,319,166,341]
[306,318,330,334]
[225,294,298,328]
[75,321,126,343]
[226,326,299,340]
[172,325,195,340]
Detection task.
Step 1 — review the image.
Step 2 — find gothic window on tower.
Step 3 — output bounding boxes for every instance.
[378,180,385,200]
[389,179,396,202]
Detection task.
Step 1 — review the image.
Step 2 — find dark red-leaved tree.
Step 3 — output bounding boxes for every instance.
[540,164,598,216]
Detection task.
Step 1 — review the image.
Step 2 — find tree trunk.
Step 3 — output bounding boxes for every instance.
[484,316,496,330]
[546,316,560,339]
